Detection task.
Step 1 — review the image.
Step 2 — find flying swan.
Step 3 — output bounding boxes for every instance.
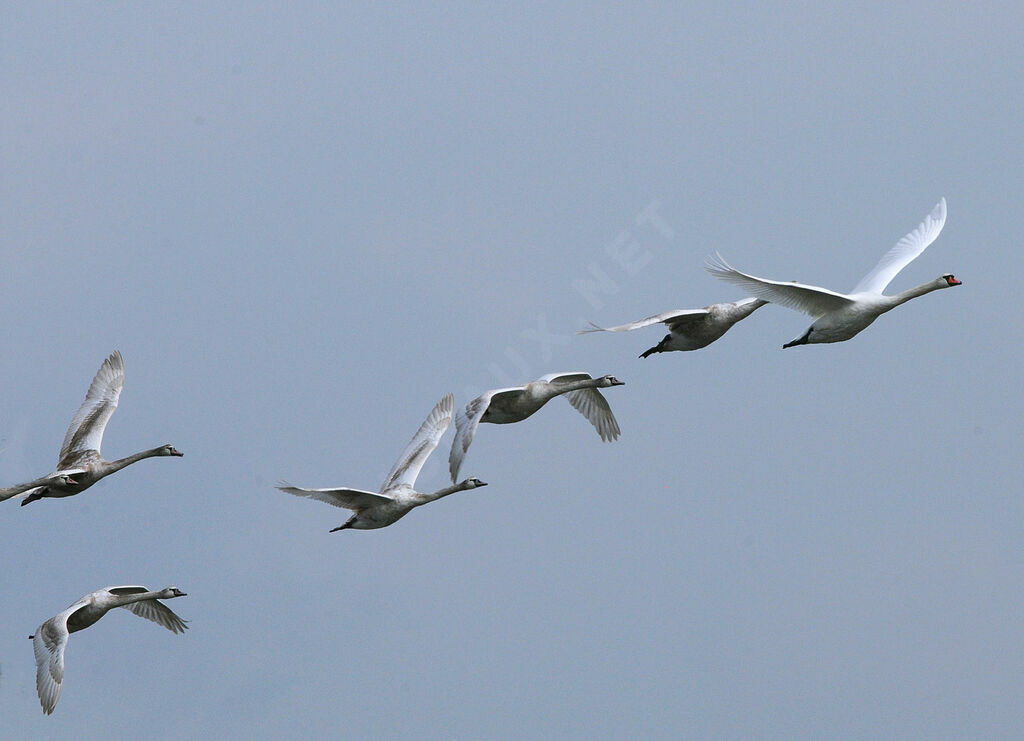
[449,372,624,482]
[278,393,486,531]
[1,351,183,504]
[30,585,188,714]
[705,198,960,347]
[580,297,767,357]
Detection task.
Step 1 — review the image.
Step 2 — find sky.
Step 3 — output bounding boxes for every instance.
[1,2,1022,738]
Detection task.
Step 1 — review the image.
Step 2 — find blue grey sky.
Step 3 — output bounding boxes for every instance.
[2,3,1022,738]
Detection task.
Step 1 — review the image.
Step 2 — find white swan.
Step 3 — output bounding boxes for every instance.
[278,393,487,531]
[0,351,183,505]
[449,372,624,482]
[705,198,960,347]
[580,297,768,357]
[30,585,188,714]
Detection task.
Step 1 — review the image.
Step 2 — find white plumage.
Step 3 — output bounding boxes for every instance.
[705,199,960,347]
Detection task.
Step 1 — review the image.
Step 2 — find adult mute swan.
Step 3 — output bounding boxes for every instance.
[0,351,183,505]
[705,198,961,347]
[30,585,188,714]
[580,297,767,357]
[449,372,624,482]
[278,393,487,531]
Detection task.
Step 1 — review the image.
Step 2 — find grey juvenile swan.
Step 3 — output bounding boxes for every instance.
[449,372,624,482]
[0,350,183,505]
[30,585,188,714]
[705,198,961,347]
[278,393,487,531]
[580,297,768,357]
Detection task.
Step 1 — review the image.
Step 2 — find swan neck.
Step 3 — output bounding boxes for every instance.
[738,298,769,316]
[417,482,466,504]
[889,279,944,306]
[720,299,769,321]
[112,590,162,607]
[103,447,165,474]
[553,378,598,395]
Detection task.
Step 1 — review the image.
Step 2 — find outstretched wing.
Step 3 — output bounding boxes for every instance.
[122,599,189,634]
[563,388,621,442]
[537,372,592,384]
[851,198,947,295]
[59,351,125,465]
[380,393,454,491]
[537,373,622,442]
[448,391,494,483]
[277,482,393,511]
[705,253,853,318]
[579,308,709,334]
[33,615,69,715]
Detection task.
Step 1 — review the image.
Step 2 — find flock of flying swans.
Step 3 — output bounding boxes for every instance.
[6,198,959,714]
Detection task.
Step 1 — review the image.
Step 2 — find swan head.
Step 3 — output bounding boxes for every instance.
[598,375,625,387]
[941,273,962,287]
[159,444,184,457]
[460,477,487,490]
[160,586,187,598]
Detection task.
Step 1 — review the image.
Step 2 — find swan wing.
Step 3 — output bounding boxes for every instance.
[448,391,497,483]
[851,198,947,294]
[122,599,189,634]
[380,393,454,491]
[564,388,621,442]
[106,585,150,596]
[276,482,393,511]
[59,350,125,464]
[33,614,70,714]
[0,469,85,502]
[537,372,593,385]
[579,309,709,334]
[705,254,853,318]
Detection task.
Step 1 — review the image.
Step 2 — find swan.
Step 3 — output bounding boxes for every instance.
[705,198,961,347]
[449,372,624,482]
[580,297,768,357]
[0,351,183,505]
[277,393,487,531]
[30,585,188,714]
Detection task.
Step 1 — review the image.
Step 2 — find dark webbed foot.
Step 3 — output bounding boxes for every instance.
[639,335,670,359]
[20,490,45,506]
[782,328,812,349]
